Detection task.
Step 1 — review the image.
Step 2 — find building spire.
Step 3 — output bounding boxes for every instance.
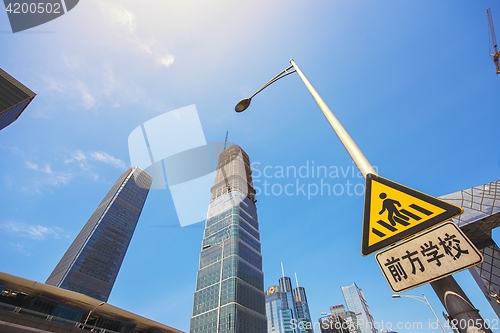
[294,272,300,288]
[281,262,285,278]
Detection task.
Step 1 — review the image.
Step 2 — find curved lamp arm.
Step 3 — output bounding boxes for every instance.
[235,65,296,112]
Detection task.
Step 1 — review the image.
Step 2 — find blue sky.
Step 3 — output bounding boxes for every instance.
[1,1,500,332]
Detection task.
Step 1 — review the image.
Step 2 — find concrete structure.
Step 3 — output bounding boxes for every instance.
[0,271,183,333]
[0,68,36,131]
[439,180,500,317]
[46,167,152,302]
[190,145,267,333]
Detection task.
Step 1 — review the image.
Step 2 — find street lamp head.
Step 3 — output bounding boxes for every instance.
[391,294,401,298]
[235,98,252,112]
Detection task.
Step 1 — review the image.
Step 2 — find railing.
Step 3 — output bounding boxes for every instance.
[0,301,121,333]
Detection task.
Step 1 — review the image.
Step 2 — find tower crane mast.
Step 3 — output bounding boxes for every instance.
[487,7,500,74]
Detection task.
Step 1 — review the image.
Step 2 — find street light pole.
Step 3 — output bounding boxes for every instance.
[216,241,224,333]
[392,294,447,333]
[202,228,231,333]
[235,59,492,333]
[82,301,105,328]
[235,59,377,179]
[289,59,376,178]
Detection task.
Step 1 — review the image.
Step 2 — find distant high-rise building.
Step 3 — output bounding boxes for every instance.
[190,145,267,333]
[318,311,344,333]
[318,305,361,333]
[266,271,313,333]
[293,274,313,333]
[266,276,299,333]
[341,283,377,333]
[46,167,152,302]
[0,68,36,131]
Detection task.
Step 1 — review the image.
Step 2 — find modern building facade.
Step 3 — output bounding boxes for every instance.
[46,166,152,302]
[190,145,267,333]
[266,276,299,333]
[294,281,313,332]
[439,180,500,317]
[318,305,361,333]
[0,271,183,333]
[341,283,377,333]
[266,273,313,333]
[0,68,36,131]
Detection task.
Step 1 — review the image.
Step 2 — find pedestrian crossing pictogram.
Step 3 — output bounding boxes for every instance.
[361,174,463,256]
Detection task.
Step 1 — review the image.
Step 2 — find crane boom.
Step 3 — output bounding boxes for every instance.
[487,7,500,74]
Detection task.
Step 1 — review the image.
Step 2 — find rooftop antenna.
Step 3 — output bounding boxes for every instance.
[281,262,285,278]
[223,131,229,150]
[487,7,500,74]
[294,272,300,288]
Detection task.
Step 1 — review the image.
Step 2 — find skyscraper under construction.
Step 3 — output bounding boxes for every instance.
[190,145,267,333]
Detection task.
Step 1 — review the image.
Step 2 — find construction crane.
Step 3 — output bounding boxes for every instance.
[487,7,500,74]
[223,131,228,150]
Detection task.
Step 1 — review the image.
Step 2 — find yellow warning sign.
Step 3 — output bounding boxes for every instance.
[361,174,463,256]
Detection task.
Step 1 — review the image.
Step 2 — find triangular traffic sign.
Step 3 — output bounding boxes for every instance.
[361,174,463,256]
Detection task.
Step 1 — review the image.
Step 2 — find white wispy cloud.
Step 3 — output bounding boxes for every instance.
[43,75,65,93]
[23,150,124,193]
[96,1,174,68]
[137,38,175,68]
[65,150,126,170]
[41,75,97,110]
[35,0,174,114]
[7,147,125,194]
[98,2,137,33]
[0,221,68,241]
[64,150,90,169]
[25,161,72,187]
[157,55,175,68]
[62,54,83,70]
[44,173,72,186]
[103,64,118,97]
[26,161,52,174]
[8,242,30,256]
[76,81,96,109]
[90,151,126,169]
[26,161,39,170]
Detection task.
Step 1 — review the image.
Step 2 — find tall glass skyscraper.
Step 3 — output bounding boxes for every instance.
[294,284,313,332]
[190,145,267,333]
[266,277,298,333]
[341,283,377,333]
[46,167,152,302]
[0,68,36,131]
